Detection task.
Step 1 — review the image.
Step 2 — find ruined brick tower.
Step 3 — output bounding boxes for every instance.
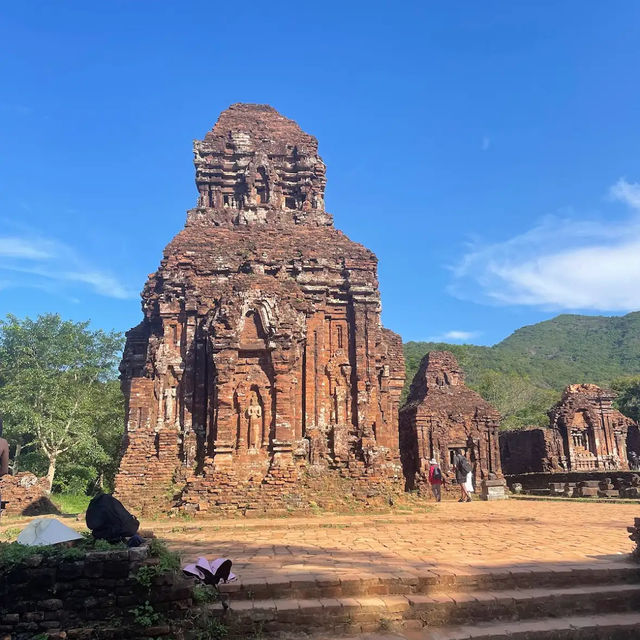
[115,104,405,513]
[399,351,503,493]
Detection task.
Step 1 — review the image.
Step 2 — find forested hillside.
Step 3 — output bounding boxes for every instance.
[403,311,640,429]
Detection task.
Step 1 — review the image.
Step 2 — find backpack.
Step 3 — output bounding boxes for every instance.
[432,465,442,481]
[86,493,140,542]
[457,456,472,474]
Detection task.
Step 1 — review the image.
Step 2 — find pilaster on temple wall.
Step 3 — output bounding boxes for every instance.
[114,104,405,513]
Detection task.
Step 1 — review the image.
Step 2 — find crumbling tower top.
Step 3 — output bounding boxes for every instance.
[191,103,331,227]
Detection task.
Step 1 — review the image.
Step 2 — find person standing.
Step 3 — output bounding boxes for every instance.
[453,448,472,503]
[0,417,9,520]
[428,458,444,502]
[0,417,9,478]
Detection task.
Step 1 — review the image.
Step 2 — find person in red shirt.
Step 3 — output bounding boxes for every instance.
[428,458,444,502]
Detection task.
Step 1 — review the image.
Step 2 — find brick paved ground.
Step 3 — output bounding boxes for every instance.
[3,500,640,638]
[2,499,637,580]
[149,500,638,584]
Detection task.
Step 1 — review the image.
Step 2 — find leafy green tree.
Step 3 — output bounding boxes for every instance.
[403,312,640,431]
[0,314,123,492]
[473,370,559,430]
[612,376,640,423]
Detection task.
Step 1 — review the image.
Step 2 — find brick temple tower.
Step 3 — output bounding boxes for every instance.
[399,351,503,493]
[547,384,634,471]
[115,104,405,513]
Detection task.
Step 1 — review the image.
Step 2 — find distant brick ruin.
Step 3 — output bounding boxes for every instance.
[0,472,57,516]
[501,383,639,474]
[115,104,405,513]
[399,351,503,493]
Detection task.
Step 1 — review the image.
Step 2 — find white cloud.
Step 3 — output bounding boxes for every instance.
[451,179,640,311]
[0,233,136,300]
[444,330,478,340]
[62,270,134,300]
[427,330,480,342]
[0,237,54,260]
[610,178,640,209]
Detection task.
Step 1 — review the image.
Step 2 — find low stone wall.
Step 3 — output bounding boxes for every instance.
[0,544,193,639]
[0,472,58,516]
[506,470,640,493]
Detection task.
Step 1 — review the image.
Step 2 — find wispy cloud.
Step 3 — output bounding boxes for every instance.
[427,330,480,343]
[450,178,640,311]
[0,237,55,260]
[0,233,137,300]
[610,178,640,209]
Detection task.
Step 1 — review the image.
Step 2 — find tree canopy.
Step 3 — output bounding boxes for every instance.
[0,314,124,492]
[404,311,640,429]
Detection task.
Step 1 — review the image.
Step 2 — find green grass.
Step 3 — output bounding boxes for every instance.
[0,527,20,542]
[50,492,92,515]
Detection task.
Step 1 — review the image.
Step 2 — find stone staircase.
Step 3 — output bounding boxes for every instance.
[215,561,640,639]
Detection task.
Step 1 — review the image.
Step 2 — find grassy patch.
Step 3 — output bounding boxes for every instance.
[50,492,92,515]
[0,533,126,573]
[0,527,21,542]
[133,538,181,590]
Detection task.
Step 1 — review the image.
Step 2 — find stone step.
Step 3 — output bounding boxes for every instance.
[220,583,640,635]
[221,563,640,601]
[418,611,640,639]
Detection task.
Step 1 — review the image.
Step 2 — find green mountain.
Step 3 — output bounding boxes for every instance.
[403,311,640,428]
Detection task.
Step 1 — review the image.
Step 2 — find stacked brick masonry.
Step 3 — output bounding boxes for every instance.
[115,104,405,514]
[500,428,565,475]
[399,351,503,493]
[547,383,636,471]
[0,472,56,516]
[0,546,193,639]
[501,384,640,476]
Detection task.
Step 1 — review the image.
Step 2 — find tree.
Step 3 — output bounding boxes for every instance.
[0,314,123,491]
[612,376,640,423]
[473,370,559,430]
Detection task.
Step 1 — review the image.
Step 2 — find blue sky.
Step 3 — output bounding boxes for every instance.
[1,1,640,345]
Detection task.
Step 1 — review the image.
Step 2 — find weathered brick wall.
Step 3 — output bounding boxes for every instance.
[0,545,192,639]
[500,428,565,475]
[400,351,503,492]
[179,455,404,515]
[115,104,406,513]
[0,472,56,516]
[548,384,636,471]
[500,385,640,476]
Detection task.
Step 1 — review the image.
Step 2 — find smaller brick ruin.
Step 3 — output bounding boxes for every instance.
[0,472,57,516]
[500,428,566,475]
[399,351,503,492]
[501,383,639,475]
